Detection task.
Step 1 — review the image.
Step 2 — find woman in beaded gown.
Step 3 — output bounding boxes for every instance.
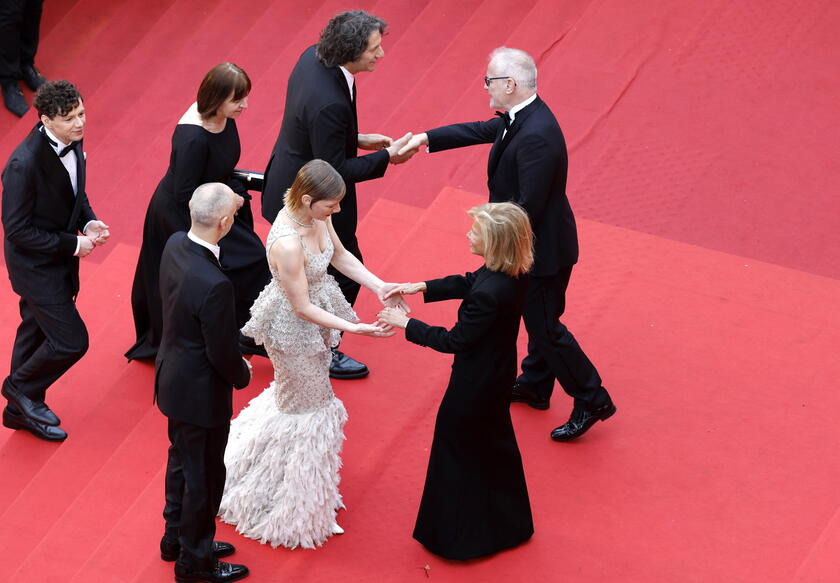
[218,160,401,549]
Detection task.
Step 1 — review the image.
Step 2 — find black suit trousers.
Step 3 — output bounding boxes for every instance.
[164,419,230,571]
[7,296,88,402]
[0,0,43,81]
[518,267,607,408]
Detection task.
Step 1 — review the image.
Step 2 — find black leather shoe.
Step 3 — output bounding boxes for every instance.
[510,383,550,410]
[329,348,369,379]
[238,333,267,358]
[550,400,617,442]
[2,81,29,117]
[161,537,236,562]
[2,407,67,442]
[175,560,249,583]
[2,380,59,426]
[21,65,46,91]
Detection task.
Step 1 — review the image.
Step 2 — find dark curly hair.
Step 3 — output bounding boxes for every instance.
[316,11,386,68]
[33,80,82,119]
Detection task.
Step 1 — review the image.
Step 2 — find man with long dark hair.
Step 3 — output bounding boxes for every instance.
[261,10,414,379]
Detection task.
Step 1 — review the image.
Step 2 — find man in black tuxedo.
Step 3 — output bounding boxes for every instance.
[1,80,109,442]
[0,0,47,116]
[261,10,413,380]
[400,47,616,442]
[156,183,251,583]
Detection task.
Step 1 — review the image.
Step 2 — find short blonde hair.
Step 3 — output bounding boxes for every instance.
[468,202,533,276]
[283,159,346,213]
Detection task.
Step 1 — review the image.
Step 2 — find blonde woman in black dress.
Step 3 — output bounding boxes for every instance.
[379,202,534,559]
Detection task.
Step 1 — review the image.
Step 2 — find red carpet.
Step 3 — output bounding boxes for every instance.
[0,1,838,582]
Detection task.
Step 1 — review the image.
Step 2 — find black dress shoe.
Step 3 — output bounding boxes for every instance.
[2,407,67,442]
[2,380,59,426]
[21,65,46,91]
[175,560,249,583]
[550,400,617,442]
[510,383,550,410]
[161,537,236,562]
[238,333,267,358]
[2,81,29,117]
[329,348,369,379]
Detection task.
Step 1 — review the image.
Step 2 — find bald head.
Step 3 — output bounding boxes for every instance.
[189,183,237,228]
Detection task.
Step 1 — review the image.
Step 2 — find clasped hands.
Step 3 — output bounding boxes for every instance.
[78,220,111,257]
[376,282,427,329]
[358,131,429,165]
[352,282,424,337]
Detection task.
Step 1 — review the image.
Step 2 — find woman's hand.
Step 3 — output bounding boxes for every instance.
[378,307,410,329]
[381,282,427,300]
[353,322,395,337]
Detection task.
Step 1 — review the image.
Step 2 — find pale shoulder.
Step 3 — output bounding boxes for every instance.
[177,103,202,126]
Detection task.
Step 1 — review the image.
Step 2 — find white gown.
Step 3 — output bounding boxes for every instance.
[218,216,357,549]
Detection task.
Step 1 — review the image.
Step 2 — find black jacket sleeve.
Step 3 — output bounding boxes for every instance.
[1,158,78,256]
[423,271,478,303]
[310,102,389,184]
[426,118,502,152]
[200,279,250,389]
[406,286,499,354]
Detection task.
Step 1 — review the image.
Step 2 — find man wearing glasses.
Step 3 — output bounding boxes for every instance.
[398,47,616,442]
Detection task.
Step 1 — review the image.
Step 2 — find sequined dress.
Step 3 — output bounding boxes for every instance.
[218,216,357,549]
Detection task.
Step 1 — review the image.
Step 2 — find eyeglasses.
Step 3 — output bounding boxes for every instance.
[484,76,510,87]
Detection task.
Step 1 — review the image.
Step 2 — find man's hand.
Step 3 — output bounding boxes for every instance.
[358,133,392,151]
[398,132,428,157]
[85,220,110,246]
[77,235,95,257]
[385,132,415,164]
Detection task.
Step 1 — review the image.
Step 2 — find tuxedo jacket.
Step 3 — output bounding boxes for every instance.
[426,96,578,276]
[1,122,96,302]
[406,267,527,402]
[155,232,250,429]
[261,45,389,245]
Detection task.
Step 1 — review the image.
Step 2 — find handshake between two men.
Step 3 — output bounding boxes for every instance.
[357,131,429,165]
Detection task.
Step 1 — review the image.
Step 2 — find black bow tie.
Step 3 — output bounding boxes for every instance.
[495,110,511,129]
[43,130,76,157]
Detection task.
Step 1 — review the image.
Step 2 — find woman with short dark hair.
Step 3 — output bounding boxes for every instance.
[378,202,535,560]
[126,63,269,361]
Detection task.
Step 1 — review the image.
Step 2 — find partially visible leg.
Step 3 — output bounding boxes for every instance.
[19,0,43,69]
[169,420,215,572]
[327,237,368,379]
[163,420,185,541]
[0,0,29,116]
[9,298,88,403]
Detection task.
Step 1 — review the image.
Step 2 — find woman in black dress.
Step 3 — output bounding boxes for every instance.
[378,202,535,560]
[126,63,270,360]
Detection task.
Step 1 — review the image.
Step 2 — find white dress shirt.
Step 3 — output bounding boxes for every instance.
[503,93,538,138]
[43,126,93,256]
[188,230,221,262]
[43,125,78,194]
[339,66,355,100]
